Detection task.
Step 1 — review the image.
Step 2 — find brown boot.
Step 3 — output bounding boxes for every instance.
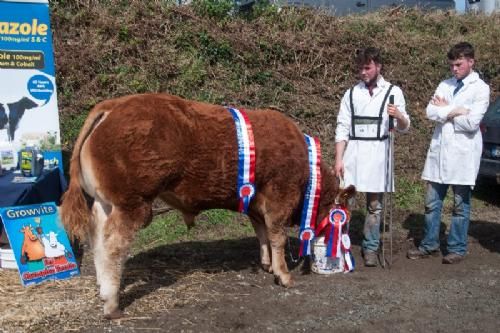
[363,250,378,267]
[442,253,464,264]
[407,247,439,260]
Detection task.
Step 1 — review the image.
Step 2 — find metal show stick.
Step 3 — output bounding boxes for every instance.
[382,95,395,268]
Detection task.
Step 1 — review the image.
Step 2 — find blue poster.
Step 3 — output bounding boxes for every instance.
[0,202,80,286]
[0,0,63,179]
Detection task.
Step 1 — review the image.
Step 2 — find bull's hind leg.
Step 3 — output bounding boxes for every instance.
[95,202,152,319]
[92,199,111,288]
[249,216,272,273]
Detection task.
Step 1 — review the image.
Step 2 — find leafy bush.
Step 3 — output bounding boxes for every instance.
[192,0,235,20]
[198,31,233,63]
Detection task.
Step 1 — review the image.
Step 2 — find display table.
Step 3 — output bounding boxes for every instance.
[0,168,67,235]
[0,168,67,207]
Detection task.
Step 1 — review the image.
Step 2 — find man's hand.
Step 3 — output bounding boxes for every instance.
[334,141,347,178]
[387,104,403,120]
[431,95,449,107]
[387,104,409,131]
[334,160,344,178]
[447,106,469,120]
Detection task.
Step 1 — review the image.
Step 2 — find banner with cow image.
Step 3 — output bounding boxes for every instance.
[0,0,63,176]
[0,202,80,286]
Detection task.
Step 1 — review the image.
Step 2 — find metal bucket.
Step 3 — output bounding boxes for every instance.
[311,236,344,274]
[0,247,17,269]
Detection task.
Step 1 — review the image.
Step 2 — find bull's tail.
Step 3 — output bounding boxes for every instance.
[60,100,116,242]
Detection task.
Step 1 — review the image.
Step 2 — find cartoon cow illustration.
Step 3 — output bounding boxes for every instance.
[42,231,68,265]
[20,225,45,271]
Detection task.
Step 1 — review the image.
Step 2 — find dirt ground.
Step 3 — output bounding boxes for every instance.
[0,184,499,333]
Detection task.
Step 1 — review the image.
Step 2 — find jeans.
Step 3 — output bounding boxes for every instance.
[362,193,383,252]
[419,182,472,256]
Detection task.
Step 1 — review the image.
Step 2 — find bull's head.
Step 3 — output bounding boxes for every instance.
[20,225,37,241]
[336,184,356,208]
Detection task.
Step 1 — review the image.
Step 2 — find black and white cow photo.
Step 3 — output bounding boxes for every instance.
[0,97,39,141]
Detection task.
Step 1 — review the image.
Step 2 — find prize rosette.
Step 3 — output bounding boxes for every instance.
[238,183,255,212]
[316,205,350,259]
[299,227,315,257]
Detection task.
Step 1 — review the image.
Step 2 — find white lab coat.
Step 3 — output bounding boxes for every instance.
[335,76,410,193]
[422,71,490,186]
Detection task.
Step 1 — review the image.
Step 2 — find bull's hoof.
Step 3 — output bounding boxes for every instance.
[261,263,273,273]
[104,309,123,320]
[275,274,294,288]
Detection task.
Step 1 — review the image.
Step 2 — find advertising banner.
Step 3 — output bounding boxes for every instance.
[0,202,80,285]
[0,0,63,184]
[0,1,76,283]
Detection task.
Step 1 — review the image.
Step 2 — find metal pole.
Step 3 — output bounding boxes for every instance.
[388,106,394,268]
[382,94,395,268]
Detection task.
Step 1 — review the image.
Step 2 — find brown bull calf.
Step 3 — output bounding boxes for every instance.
[60,93,355,319]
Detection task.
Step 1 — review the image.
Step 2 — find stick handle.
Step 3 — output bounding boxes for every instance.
[389,95,395,131]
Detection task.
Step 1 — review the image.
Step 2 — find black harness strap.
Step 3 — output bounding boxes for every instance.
[376,85,394,139]
[349,87,355,139]
[349,84,394,141]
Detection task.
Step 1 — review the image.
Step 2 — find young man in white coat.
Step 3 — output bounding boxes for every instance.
[334,47,410,267]
[407,42,490,264]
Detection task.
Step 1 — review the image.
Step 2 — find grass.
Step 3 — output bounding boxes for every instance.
[395,177,425,209]
[132,209,255,253]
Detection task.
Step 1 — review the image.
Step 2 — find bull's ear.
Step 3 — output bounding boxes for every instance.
[337,185,356,207]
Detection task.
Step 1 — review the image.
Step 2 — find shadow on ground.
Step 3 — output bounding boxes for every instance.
[468,220,500,254]
[474,180,500,206]
[119,236,307,311]
[401,213,500,255]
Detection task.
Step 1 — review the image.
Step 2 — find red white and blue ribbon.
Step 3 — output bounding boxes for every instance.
[327,208,347,258]
[299,135,322,257]
[228,107,256,214]
[341,233,355,272]
[315,205,350,259]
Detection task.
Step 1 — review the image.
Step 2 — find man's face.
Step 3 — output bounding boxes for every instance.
[359,60,381,85]
[449,56,474,80]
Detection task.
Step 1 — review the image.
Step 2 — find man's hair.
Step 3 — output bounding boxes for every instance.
[447,42,475,60]
[356,47,382,67]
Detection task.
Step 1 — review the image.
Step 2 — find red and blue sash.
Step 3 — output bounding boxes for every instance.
[298,135,322,256]
[228,107,256,214]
